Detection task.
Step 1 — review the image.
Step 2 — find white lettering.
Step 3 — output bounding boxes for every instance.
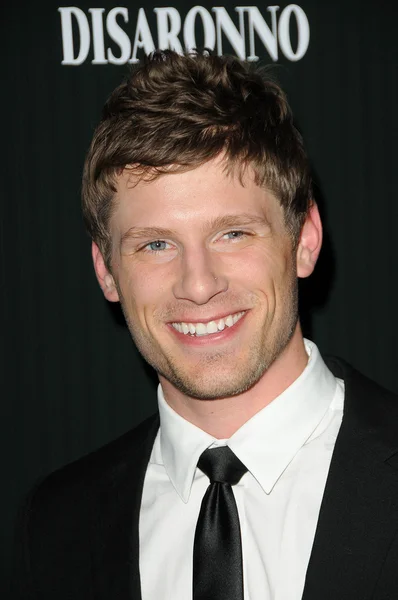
[59,5,311,66]
[183,6,215,52]
[107,7,131,64]
[154,7,183,53]
[278,4,310,61]
[89,8,106,64]
[59,7,90,65]
[130,8,156,63]
[244,6,279,62]
[212,7,245,59]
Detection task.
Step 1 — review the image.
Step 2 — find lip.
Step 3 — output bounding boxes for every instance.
[167,310,248,346]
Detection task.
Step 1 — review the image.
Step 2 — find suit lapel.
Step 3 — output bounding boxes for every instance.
[303,359,398,600]
[90,414,160,600]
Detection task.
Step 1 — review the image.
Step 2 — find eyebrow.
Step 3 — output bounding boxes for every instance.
[120,226,177,247]
[120,213,270,246]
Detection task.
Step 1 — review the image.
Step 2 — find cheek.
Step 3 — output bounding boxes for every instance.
[228,245,293,288]
[118,262,171,318]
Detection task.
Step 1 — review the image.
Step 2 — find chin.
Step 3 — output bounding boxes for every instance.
[159,358,268,400]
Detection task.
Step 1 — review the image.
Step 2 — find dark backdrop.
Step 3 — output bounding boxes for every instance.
[2,1,398,595]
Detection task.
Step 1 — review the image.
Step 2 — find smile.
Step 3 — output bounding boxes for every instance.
[171,311,245,337]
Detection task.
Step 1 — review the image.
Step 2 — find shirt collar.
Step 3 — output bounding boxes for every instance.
[154,340,338,501]
[155,391,216,502]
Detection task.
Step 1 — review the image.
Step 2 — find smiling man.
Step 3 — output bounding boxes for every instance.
[16,51,398,600]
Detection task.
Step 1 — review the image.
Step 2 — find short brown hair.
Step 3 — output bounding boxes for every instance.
[82,50,312,267]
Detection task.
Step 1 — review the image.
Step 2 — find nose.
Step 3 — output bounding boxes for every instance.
[172,248,228,305]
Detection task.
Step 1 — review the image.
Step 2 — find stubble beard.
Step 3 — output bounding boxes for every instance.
[119,275,299,401]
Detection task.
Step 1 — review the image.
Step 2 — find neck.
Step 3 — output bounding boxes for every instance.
[160,324,309,439]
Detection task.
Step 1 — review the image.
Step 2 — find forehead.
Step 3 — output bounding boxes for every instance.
[111,158,284,235]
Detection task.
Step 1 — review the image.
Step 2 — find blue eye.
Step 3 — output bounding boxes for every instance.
[224,231,245,239]
[147,240,168,251]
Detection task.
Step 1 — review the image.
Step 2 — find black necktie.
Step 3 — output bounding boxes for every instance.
[193,446,248,600]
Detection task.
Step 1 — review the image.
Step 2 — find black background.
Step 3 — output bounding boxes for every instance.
[2,1,398,595]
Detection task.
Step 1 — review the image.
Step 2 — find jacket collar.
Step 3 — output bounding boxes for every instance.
[90,413,159,600]
[303,357,398,599]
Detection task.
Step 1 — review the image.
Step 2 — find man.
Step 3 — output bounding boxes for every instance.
[16,51,398,599]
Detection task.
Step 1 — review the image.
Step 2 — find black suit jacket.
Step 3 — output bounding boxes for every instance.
[15,358,398,599]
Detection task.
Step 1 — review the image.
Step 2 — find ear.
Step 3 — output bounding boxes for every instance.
[91,241,119,302]
[296,203,323,279]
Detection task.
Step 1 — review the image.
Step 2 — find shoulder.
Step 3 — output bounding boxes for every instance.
[325,355,397,404]
[14,414,159,598]
[25,412,160,521]
[325,355,398,445]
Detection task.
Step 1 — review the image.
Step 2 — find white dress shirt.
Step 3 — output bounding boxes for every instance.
[139,340,344,600]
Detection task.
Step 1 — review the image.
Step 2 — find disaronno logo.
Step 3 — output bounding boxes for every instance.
[59,5,310,65]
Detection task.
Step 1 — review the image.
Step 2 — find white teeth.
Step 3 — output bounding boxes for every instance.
[195,323,207,336]
[225,315,234,327]
[171,312,244,336]
[207,321,218,334]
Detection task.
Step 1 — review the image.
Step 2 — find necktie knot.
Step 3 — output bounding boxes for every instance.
[198,446,248,486]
